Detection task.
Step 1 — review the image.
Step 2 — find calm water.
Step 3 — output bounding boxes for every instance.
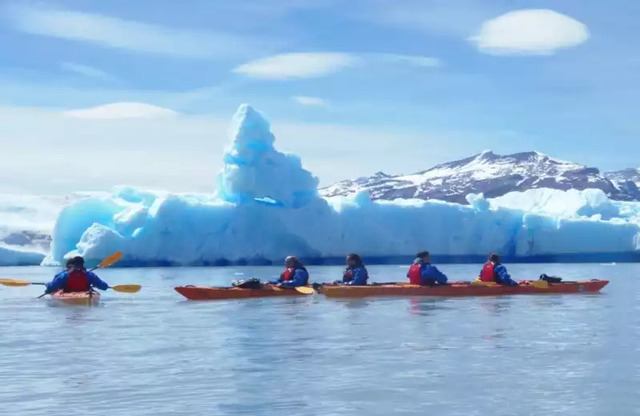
[0,263,638,416]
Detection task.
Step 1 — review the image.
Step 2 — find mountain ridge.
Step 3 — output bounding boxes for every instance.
[320,150,640,204]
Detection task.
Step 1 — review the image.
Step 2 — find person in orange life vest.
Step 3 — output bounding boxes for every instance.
[407,251,448,285]
[44,256,109,294]
[269,256,309,287]
[479,253,518,286]
[337,253,369,286]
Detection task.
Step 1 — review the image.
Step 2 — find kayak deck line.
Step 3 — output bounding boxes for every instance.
[317,279,609,298]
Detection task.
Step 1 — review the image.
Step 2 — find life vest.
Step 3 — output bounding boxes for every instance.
[64,270,90,292]
[343,268,354,282]
[408,263,422,285]
[280,268,294,282]
[480,262,496,282]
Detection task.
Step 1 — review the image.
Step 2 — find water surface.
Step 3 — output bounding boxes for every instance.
[0,263,638,415]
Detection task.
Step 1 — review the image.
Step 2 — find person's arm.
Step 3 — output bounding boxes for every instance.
[269,272,285,285]
[280,269,308,287]
[45,272,67,294]
[346,267,368,286]
[422,265,448,284]
[495,265,517,286]
[433,266,448,284]
[86,271,109,291]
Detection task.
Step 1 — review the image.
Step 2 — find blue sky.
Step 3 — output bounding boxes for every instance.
[0,0,638,193]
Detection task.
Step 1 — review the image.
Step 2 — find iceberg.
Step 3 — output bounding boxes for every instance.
[0,192,105,266]
[42,104,640,267]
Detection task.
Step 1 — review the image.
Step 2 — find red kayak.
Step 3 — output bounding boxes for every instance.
[318,279,609,298]
[174,285,312,301]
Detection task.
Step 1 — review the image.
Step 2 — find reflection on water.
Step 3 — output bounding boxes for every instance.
[407,298,452,316]
[477,296,513,315]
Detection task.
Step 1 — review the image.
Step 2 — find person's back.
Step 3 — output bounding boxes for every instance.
[479,253,517,286]
[45,256,109,294]
[407,251,448,286]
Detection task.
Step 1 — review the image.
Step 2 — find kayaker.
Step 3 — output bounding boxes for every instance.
[45,256,109,294]
[479,253,518,286]
[338,253,369,286]
[407,251,448,285]
[269,256,309,288]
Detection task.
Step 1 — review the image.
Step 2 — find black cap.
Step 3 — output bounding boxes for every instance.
[66,256,85,268]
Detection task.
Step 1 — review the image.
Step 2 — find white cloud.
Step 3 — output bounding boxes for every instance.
[370,54,441,68]
[234,52,440,80]
[60,62,117,82]
[63,102,178,120]
[234,52,357,80]
[292,96,328,106]
[3,4,261,58]
[471,9,589,55]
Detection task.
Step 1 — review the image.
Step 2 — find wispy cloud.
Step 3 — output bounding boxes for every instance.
[234,52,440,80]
[353,0,496,37]
[234,53,357,80]
[292,96,328,106]
[368,54,441,68]
[3,3,263,58]
[63,102,178,120]
[60,62,117,82]
[470,9,590,55]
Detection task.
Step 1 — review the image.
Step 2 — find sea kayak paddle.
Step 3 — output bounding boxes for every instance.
[0,279,141,293]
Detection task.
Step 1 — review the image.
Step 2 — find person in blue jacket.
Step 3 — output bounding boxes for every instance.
[479,253,518,286]
[407,251,448,285]
[338,253,369,286]
[270,256,309,288]
[45,256,109,294]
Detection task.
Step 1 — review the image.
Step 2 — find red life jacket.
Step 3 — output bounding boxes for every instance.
[281,268,294,282]
[408,264,422,285]
[343,268,354,282]
[480,262,496,282]
[64,270,90,292]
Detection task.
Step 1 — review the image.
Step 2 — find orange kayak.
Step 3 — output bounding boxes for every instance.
[50,290,101,306]
[174,285,312,301]
[318,280,609,298]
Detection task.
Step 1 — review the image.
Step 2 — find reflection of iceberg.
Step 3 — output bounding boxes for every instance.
[41,104,640,267]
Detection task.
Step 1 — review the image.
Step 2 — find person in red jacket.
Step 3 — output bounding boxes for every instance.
[45,256,109,293]
[269,256,309,287]
[479,253,518,286]
[407,251,448,285]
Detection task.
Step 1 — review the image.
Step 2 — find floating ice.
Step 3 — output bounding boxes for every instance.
[31,104,640,266]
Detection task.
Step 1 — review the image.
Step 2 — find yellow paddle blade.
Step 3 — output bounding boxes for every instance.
[0,279,31,287]
[111,284,141,293]
[530,280,549,289]
[294,286,315,295]
[98,251,123,268]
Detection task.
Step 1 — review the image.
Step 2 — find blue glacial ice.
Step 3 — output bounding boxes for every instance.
[41,104,640,266]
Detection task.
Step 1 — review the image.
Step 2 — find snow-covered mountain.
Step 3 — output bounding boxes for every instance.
[320,151,640,204]
[605,168,640,196]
